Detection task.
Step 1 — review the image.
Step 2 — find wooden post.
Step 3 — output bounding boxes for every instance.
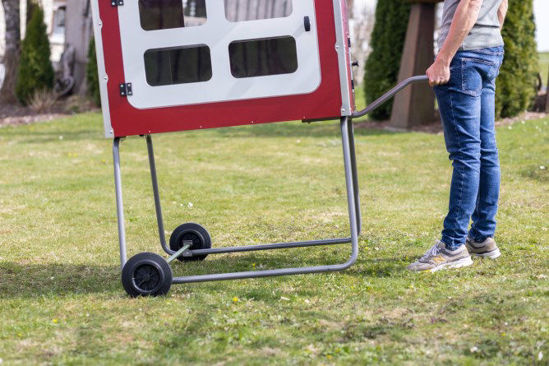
[390,0,442,129]
[546,65,549,113]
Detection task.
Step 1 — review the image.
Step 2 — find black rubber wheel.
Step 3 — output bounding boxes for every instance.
[169,222,211,262]
[122,252,172,297]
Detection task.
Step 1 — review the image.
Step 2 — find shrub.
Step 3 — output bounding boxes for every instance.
[15,6,54,105]
[26,0,38,25]
[86,37,101,106]
[28,88,57,113]
[496,0,538,118]
[363,0,410,120]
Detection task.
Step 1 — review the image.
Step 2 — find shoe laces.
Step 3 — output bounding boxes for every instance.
[419,242,443,262]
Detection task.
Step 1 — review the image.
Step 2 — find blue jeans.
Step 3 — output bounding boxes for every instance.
[434,46,504,250]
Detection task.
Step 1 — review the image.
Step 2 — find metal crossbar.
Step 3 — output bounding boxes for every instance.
[112,117,361,283]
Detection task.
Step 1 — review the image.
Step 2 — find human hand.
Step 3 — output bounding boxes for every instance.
[426,59,451,87]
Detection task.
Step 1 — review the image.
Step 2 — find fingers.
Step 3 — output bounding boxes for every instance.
[438,78,450,86]
[428,75,439,87]
[426,71,441,87]
[426,71,436,87]
[428,76,450,87]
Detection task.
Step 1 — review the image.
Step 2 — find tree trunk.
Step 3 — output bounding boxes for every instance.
[65,0,94,95]
[0,0,21,103]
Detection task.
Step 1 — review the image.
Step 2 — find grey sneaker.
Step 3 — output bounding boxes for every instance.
[466,237,501,259]
[407,241,473,272]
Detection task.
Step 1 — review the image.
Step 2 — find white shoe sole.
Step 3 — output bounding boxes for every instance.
[429,256,474,272]
[471,248,501,259]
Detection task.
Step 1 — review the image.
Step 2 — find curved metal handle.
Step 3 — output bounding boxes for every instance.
[352,75,429,118]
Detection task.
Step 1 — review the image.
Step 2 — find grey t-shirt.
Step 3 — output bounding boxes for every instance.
[438,0,504,51]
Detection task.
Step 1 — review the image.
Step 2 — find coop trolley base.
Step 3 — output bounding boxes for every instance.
[112,76,429,296]
[112,117,361,295]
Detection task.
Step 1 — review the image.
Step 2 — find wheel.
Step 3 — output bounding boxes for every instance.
[169,222,211,262]
[122,252,172,297]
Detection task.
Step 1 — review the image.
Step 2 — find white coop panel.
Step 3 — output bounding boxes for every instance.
[117,0,322,110]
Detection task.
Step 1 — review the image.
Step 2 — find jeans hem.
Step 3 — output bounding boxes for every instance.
[441,238,465,251]
[468,229,493,243]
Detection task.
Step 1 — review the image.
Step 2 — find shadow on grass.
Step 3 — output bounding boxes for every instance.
[0,250,407,298]
[208,121,398,139]
[0,262,120,298]
[172,248,408,280]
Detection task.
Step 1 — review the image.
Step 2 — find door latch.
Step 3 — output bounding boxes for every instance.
[304,16,311,32]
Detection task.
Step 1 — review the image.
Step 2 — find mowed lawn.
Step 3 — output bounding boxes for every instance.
[0,114,547,364]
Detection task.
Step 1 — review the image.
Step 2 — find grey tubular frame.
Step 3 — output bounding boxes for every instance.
[352,75,429,119]
[113,116,361,284]
[111,75,428,284]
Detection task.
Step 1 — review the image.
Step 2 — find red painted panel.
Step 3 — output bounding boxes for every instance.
[98,2,346,137]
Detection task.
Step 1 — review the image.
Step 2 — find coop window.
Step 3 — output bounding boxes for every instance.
[144,45,212,86]
[224,0,293,22]
[139,0,207,31]
[229,36,298,78]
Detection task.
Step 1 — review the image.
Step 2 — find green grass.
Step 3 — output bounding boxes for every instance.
[0,114,547,365]
[540,52,549,87]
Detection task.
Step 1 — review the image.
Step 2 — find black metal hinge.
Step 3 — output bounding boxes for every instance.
[111,0,123,7]
[119,83,133,97]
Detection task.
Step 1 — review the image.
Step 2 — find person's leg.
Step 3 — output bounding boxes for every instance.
[408,50,501,272]
[435,68,482,251]
[469,65,501,243]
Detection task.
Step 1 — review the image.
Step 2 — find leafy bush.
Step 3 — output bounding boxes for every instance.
[86,37,101,106]
[496,0,538,118]
[15,6,54,105]
[363,0,410,120]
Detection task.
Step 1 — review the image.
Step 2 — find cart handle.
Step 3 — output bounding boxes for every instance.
[352,75,429,119]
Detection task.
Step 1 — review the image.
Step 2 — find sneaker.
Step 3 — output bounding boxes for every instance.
[407,241,473,272]
[466,237,501,259]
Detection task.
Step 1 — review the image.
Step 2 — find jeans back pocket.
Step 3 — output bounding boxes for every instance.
[450,57,498,97]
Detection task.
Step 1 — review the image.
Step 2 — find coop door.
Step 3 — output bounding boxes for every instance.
[116,0,321,110]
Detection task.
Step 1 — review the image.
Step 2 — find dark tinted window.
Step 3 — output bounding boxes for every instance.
[225,0,292,22]
[144,46,212,86]
[229,37,298,78]
[139,0,207,31]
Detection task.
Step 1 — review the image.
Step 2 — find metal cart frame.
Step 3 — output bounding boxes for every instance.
[112,76,427,294]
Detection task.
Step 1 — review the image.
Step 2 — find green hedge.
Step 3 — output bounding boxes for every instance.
[15,6,54,105]
[496,0,538,118]
[86,37,101,107]
[363,0,538,120]
[363,0,410,120]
